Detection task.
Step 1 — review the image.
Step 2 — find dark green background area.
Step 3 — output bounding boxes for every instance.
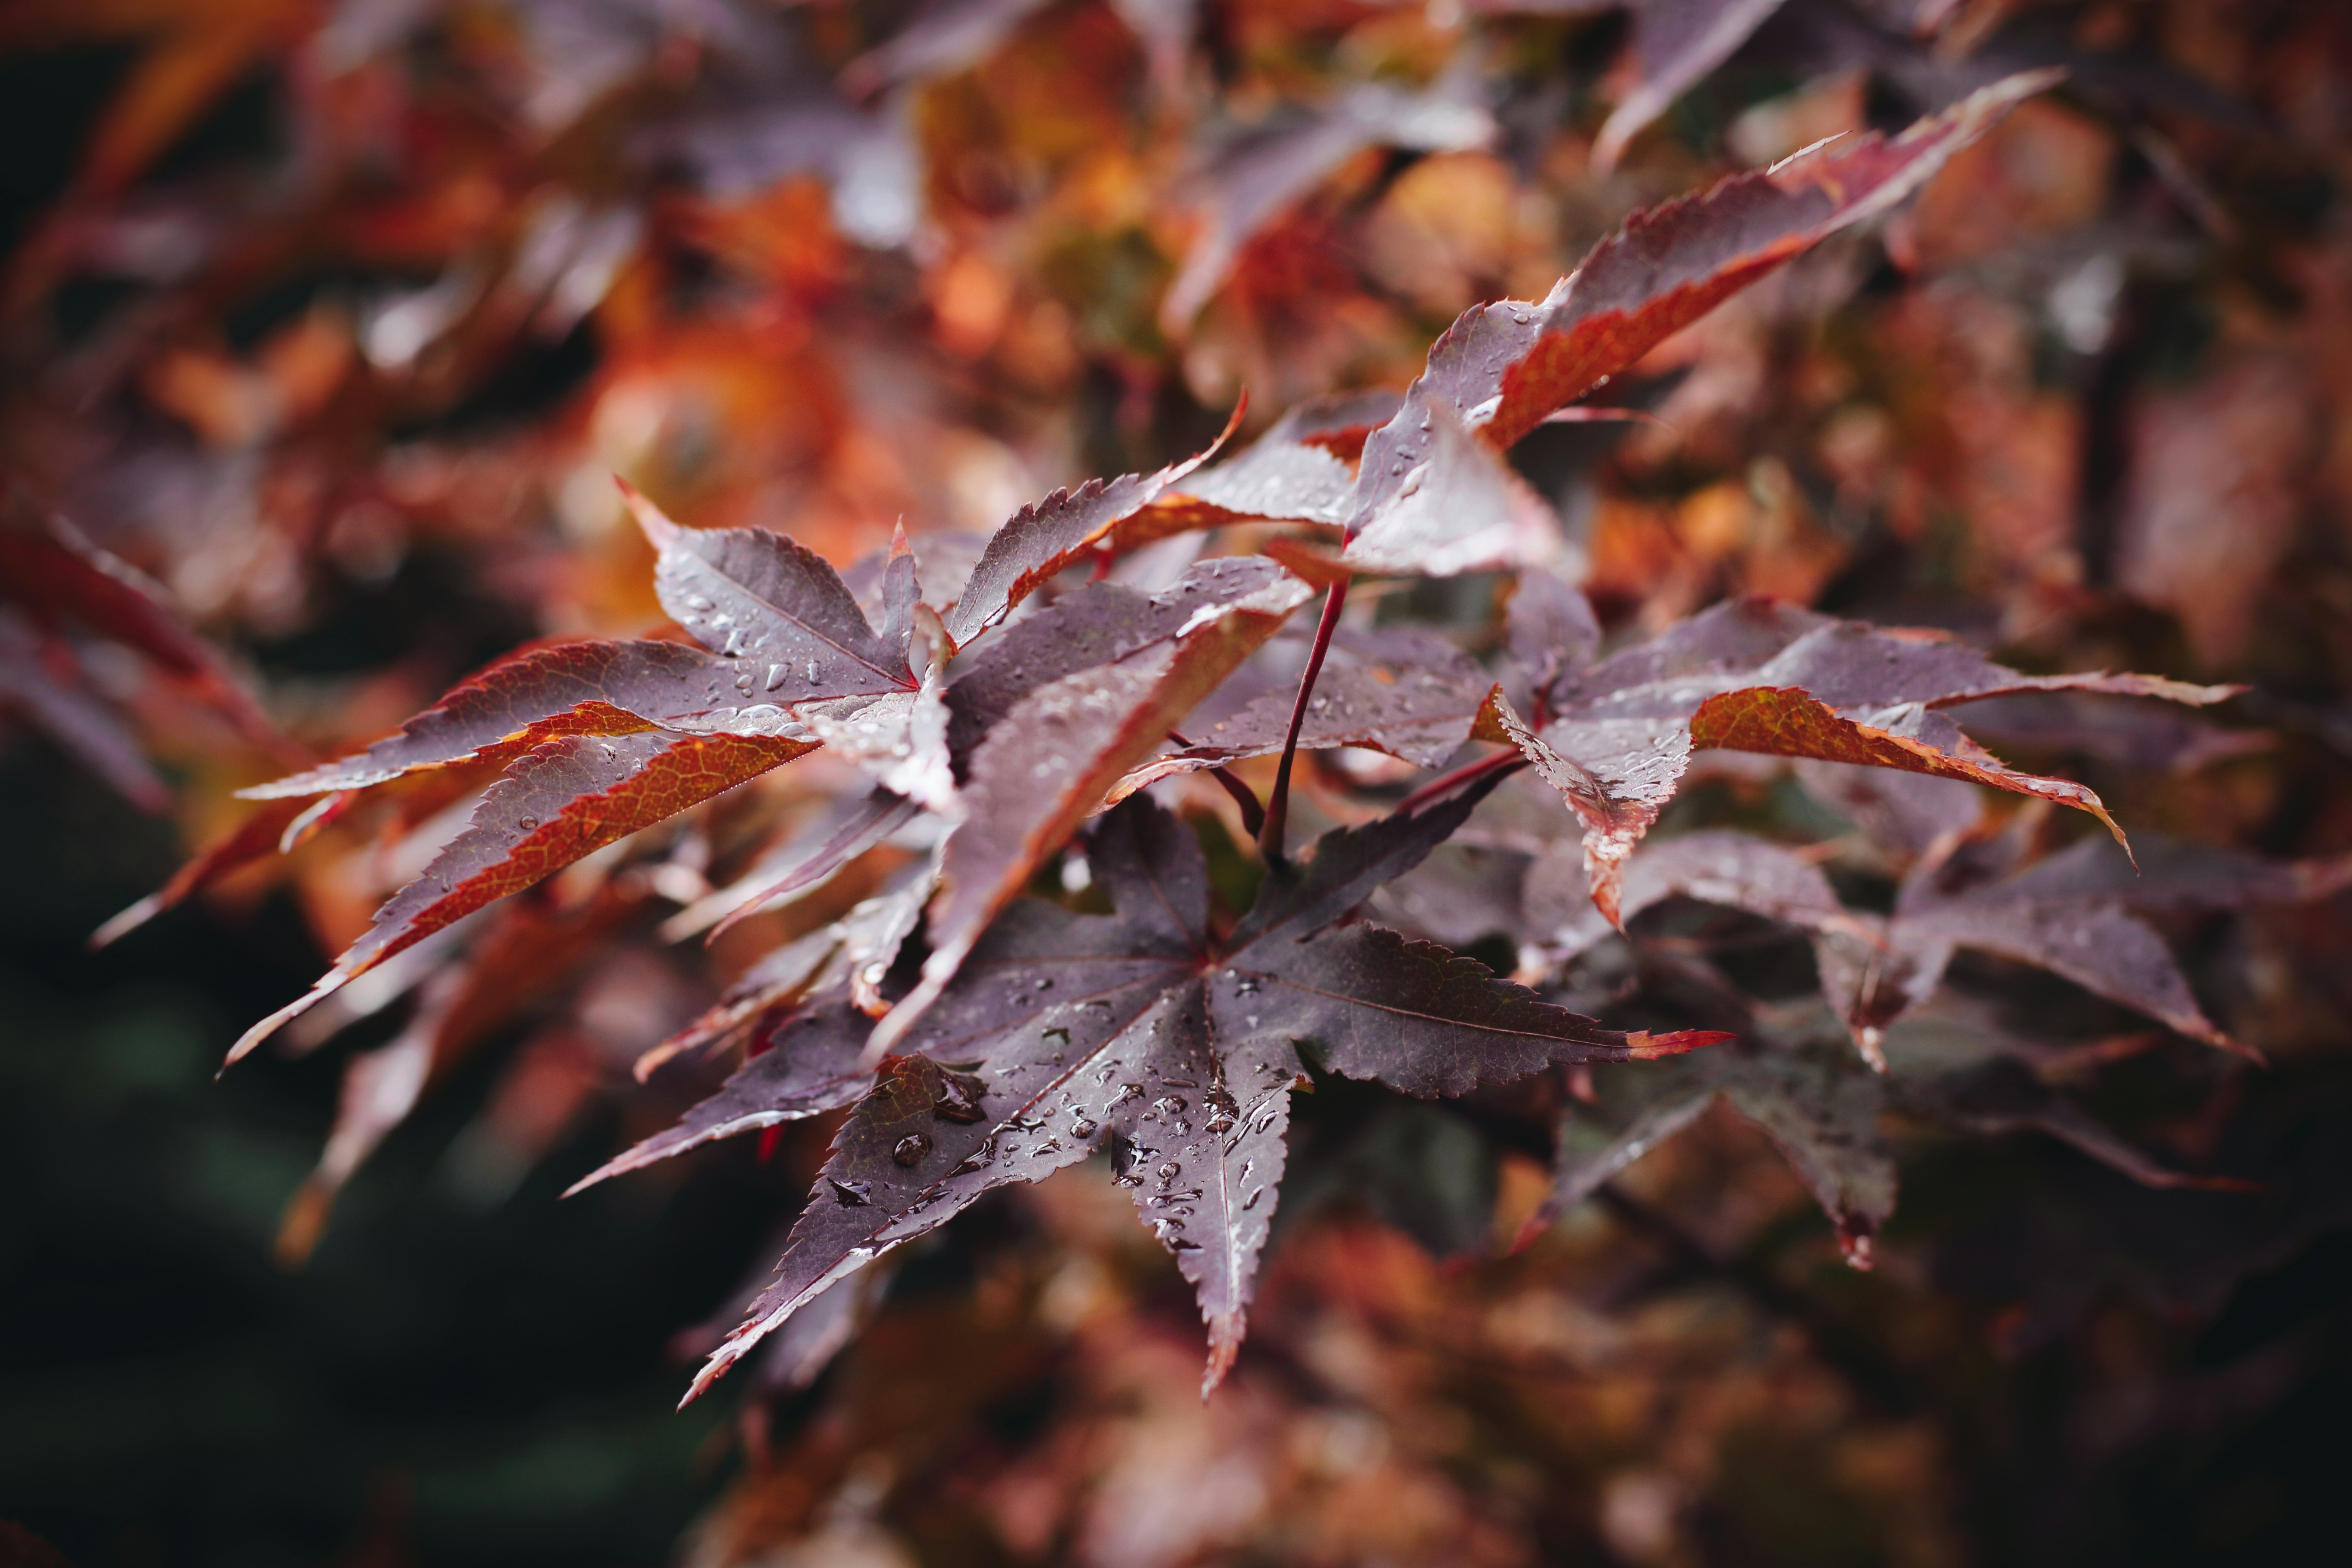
[0,740,774,1568]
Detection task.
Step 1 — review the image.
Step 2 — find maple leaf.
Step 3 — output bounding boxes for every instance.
[218,494,1311,1073]
[584,992,874,1186]
[1593,0,1794,174]
[238,639,749,798]
[227,728,810,1065]
[637,858,943,1080]
[0,607,172,812]
[874,557,1315,1054]
[629,484,920,699]
[683,787,927,946]
[0,506,294,760]
[245,489,928,805]
[1532,989,2253,1267]
[1342,71,2061,567]
[1486,594,2236,923]
[586,782,1722,1401]
[1531,827,2352,1066]
[217,500,952,1062]
[1341,396,1565,577]
[1147,390,1403,533]
[940,403,1246,645]
[1159,70,1495,332]
[1822,831,2352,1062]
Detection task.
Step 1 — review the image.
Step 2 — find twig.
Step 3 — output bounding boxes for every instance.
[1258,576,1348,864]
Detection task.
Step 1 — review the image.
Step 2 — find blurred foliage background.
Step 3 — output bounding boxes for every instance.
[4,0,2352,1564]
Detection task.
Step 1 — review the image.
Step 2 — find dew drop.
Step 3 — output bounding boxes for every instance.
[1041,1026,1071,1047]
[518,816,539,830]
[1155,1161,1181,1180]
[764,663,788,692]
[933,1075,988,1123]
[829,1178,873,1207]
[1069,1118,1096,1139]
[892,1133,932,1167]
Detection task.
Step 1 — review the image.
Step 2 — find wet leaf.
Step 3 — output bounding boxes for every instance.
[670,787,1721,1400]
[0,508,291,758]
[940,405,1244,645]
[1531,1022,1893,1263]
[240,639,745,798]
[1544,826,2349,1063]
[1491,596,2234,922]
[1347,73,2061,563]
[877,558,1314,1052]
[626,482,917,696]
[228,729,809,1065]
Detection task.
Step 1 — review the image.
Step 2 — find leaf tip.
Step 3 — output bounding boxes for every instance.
[88,893,162,951]
[1200,1318,1243,1399]
[616,476,680,546]
[560,1164,618,1200]
[1838,1228,1876,1271]
[1635,1029,1734,1058]
[223,990,318,1072]
[2212,1032,2269,1069]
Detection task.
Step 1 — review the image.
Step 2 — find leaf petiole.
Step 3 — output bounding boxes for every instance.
[1169,729,1265,839]
[1396,745,1528,815]
[1257,575,1349,865]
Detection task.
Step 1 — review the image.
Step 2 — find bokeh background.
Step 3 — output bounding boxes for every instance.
[5,2,2352,1564]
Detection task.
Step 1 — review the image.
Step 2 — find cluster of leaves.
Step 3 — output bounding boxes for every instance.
[9,0,2352,1559]
[76,67,2318,1403]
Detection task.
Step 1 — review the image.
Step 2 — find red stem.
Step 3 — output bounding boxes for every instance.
[1257,576,1349,865]
[1168,730,1264,839]
[1396,746,1527,815]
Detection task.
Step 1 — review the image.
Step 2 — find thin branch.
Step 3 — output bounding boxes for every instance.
[1257,576,1348,864]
